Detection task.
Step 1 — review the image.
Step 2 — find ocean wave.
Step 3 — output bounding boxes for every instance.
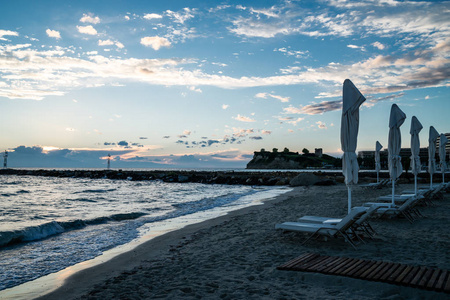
[73,188,117,194]
[0,212,147,247]
[16,189,30,194]
[69,198,98,203]
[171,192,248,214]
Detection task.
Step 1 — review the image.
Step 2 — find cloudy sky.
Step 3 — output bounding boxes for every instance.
[1,0,449,168]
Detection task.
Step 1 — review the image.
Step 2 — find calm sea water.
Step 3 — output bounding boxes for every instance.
[0,175,289,291]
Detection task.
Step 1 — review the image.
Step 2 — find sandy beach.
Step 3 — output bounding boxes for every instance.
[38,182,449,300]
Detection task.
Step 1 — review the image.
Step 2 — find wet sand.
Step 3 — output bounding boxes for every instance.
[40,183,449,299]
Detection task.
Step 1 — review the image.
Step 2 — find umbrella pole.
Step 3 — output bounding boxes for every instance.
[348,185,352,214]
[414,174,417,196]
[430,174,433,189]
[377,171,379,183]
[392,180,395,206]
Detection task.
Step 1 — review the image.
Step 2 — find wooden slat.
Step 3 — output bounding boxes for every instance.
[319,257,348,273]
[278,253,449,294]
[387,264,407,282]
[327,257,353,274]
[352,261,377,278]
[278,253,317,269]
[346,260,370,277]
[360,261,383,279]
[284,253,318,269]
[278,253,316,270]
[394,265,414,284]
[401,266,420,285]
[365,262,389,281]
[379,263,401,282]
[301,255,330,271]
[444,273,450,293]
[337,258,360,276]
[341,259,366,276]
[435,270,448,291]
[418,268,434,288]
[372,262,395,281]
[312,256,338,272]
[410,266,428,287]
[426,269,441,290]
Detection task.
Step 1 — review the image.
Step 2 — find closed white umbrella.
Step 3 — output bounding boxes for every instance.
[428,126,439,189]
[439,133,448,184]
[388,104,406,206]
[375,141,383,183]
[341,79,366,213]
[410,116,423,196]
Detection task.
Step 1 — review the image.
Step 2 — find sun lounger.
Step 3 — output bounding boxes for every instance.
[376,194,416,204]
[297,205,379,239]
[275,207,368,249]
[366,196,423,223]
[360,179,389,189]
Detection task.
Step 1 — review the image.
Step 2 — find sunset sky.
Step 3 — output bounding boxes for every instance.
[1,0,449,168]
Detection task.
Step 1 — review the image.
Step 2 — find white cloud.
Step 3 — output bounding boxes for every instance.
[183,130,192,135]
[1,29,448,103]
[140,36,171,50]
[143,13,163,20]
[65,127,76,132]
[222,104,229,110]
[98,39,114,46]
[250,7,279,18]
[372,41,385,50]
[0,29,18,40]
[80,13,100,24]
[281,117,305,126]
[77,25,97,35]
[316,121,327,129]
[124,15,130,21]
[233,114,256,122]
[274,47,308,58]
[98,40,124,49]
[46,29,61,39]
[165,8,195,24]
[229,18,291,38]
[189,86,202,93]
[261,130,272,135]
[255,92,289,102]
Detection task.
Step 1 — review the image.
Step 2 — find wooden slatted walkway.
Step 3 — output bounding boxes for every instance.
[278,253,450,294]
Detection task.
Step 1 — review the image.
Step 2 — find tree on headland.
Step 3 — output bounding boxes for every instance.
[283,147,290,153]
[272,148,278,153]
[302,148,309,155]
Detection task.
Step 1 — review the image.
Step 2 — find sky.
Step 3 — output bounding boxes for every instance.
[0,0,449,169]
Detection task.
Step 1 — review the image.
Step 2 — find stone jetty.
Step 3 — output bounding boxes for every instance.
[0,168,435,186]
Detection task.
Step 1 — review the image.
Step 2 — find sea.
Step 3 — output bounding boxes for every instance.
[0,171,291,294]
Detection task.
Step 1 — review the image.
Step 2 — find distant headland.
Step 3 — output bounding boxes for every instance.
[246,148,341,170]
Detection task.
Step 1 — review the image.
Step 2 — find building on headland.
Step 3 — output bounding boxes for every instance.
[314,148,323,158]
[246,148,339,169]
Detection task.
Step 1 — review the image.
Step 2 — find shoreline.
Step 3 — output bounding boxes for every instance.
[36,183,449,299]
[37,187,297,300]
[0,186,293,300]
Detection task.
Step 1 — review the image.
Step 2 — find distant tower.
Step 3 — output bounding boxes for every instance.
[3,150,7,169]
[107,153,111,170]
